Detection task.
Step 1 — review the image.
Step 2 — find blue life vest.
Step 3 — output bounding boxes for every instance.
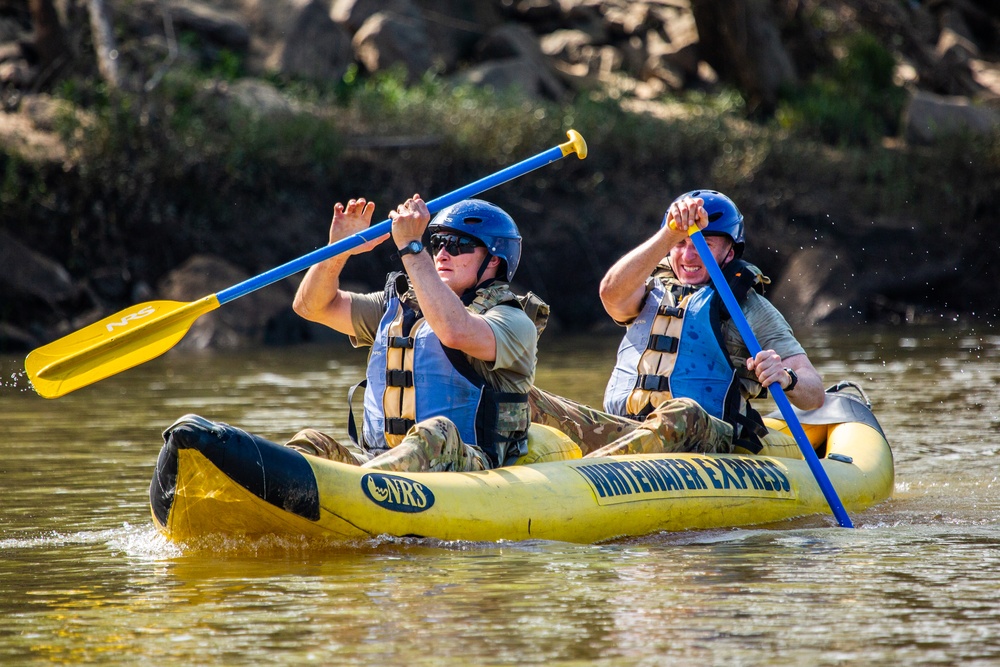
[603,260,767,445]
[361,275,537,467]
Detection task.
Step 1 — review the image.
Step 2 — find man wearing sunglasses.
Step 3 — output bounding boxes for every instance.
[529,189,824,457]
[285,195,546,473]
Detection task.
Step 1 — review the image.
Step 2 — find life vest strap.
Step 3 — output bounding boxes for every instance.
[347,379,367,446]
[385,417,415,436]
[385,369,413,387]
[389,336,414,349]
[647,334,679,353]
[730,410,768,454]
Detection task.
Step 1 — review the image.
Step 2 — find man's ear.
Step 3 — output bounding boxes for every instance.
[717,242,735,268]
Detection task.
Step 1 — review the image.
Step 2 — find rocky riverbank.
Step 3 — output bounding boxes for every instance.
[1,0,999,353]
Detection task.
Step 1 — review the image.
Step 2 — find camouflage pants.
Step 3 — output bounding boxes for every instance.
[584,397,734,457]
[285,428,373,465]
[528,386,638,455]
[285,416,491,472]
[528,386,734,457]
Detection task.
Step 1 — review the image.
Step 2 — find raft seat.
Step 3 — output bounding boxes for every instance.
[512,423,583,465]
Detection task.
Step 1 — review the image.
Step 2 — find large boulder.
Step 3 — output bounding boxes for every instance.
[167,1,252,51]
[474,24,568,100]
[768,247,861,327]
[266,0,354,82]
[0,230,83,349]
[352,10,433,81]
[156,255,294,349]
[331,0,420,32]
[0,230,77,306]
[903,89,1000,145]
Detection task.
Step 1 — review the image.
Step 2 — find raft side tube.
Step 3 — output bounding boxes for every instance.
[150,414,321,525]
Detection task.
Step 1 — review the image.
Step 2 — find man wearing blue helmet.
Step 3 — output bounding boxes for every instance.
[285,194,547,472]
[530,190,823,456]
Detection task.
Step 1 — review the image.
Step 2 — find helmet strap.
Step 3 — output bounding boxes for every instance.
[475,254,492,284]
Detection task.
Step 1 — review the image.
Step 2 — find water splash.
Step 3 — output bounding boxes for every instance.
[2,367,34,392]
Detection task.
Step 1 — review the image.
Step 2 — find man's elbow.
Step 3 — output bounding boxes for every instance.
[796,386,826,411]
[599,281,638,323]
[598,274,617,307]
[292,294,329,324]
[800,393,825,411]
[434,326,466,350]
[291,295,312,320]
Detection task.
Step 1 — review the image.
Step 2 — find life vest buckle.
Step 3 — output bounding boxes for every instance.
[389,336,414,349]
[657,305,684,318]
[636,374,670,392]
[385,369,413,387]
[647,334,679,353]
[385,418,415,435]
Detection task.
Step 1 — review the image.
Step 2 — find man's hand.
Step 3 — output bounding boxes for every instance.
[748,351,825,410]
[330,198,388,255]
[664,195,707,233]
[390,194,430,249]
[747,349,790,389]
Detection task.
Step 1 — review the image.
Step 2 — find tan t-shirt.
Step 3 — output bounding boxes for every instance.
[349,290,537,394]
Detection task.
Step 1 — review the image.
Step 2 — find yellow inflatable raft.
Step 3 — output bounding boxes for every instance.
[150,383,893,544]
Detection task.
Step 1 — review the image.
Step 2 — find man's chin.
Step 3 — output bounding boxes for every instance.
[677,271,704,284]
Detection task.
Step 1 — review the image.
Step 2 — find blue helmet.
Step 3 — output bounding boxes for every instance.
[428,199,522,281]
[662,189,745,257]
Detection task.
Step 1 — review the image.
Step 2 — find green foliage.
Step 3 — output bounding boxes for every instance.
[175,31,246,81]
[776,31,907,146]
[5,55,998,323]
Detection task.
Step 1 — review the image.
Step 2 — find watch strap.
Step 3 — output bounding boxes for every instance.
[783,367,798,391]
[397,240,423,257]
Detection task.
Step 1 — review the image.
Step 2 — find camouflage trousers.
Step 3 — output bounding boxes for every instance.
[285,416,491,472]
[528,386,734,457]
[528,386,637,455]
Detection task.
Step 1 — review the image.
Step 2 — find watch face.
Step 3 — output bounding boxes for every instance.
[400,240,423,256]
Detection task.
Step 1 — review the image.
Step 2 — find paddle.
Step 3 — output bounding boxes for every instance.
[26,130,589,399]
[682,224,854,528]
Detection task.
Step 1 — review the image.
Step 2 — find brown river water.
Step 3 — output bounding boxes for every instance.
[1,324,999,665]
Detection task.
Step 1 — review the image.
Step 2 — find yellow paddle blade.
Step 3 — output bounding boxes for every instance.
[25,296,221,399]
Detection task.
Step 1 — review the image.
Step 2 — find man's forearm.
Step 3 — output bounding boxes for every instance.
[401,253,497,359]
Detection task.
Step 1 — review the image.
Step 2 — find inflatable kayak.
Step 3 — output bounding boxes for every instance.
[150,383,893,544]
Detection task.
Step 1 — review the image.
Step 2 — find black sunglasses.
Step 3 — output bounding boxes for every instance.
[429,233,484,256]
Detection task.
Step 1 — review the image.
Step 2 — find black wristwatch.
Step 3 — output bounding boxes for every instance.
[783,368,798,391]
[397,240,424,257]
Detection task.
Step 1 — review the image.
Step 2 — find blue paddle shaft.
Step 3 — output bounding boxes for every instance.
[688,230,854,528]
[217,145,568,305]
